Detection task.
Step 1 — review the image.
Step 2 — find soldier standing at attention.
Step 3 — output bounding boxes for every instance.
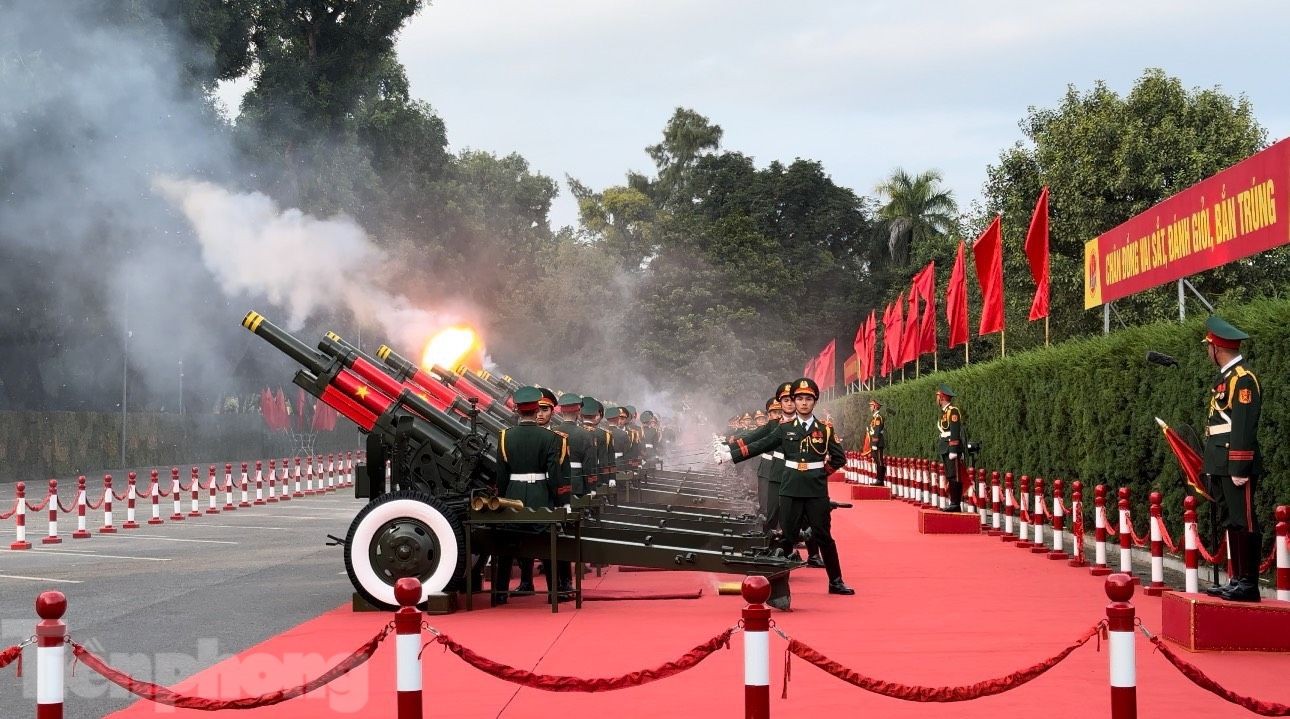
[867,399,887,486]
[640,410,662,469]
[492,386,567,605]
[580,398,612,492]
[604,405,631,486]
[936,385,965,512]
[722,378,854,596]
[1200,316,1263,603]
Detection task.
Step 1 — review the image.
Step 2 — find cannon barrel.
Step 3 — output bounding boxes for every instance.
[377,344,516,423]
[431,363,510,404]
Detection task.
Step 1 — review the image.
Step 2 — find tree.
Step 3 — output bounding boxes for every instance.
[875,168,958,267]
[981,68,1279,354]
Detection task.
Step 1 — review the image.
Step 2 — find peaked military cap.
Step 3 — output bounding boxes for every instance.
[513,386,543,412]
[1203,315,1248,349]
[791,377,819,398]
[557,393,582,407]
[776,382,794,399]
[537,387,557,408]
[868,398,882,407]
[936,384,956,398]
[640,410,655,422]
[753,409,766,419]
[625,405,637,418]
[740,411,753,421]
[765,398,777,411]
[579,396,603,416]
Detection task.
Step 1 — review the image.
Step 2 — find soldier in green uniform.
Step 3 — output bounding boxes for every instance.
[582,398,613,492]
[936,385,965,512]
[640,410,663,469]
[734,394,786,529]
[492,386,568,605]
[722,378,854,596]
[1200,316,1264,602]
[604,405,631,486]
[868,399,886,486]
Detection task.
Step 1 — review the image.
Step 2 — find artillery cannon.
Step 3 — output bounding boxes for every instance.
[242,311,800,611]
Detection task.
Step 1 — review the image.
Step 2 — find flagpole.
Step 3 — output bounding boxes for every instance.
[965,339,969,365]
[1001,329,1006,358]
[933,351,938,373]
[915,357,920,378]
[1045,316,1050,347]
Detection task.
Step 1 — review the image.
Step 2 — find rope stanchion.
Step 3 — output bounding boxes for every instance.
[11,483,31,550]
[1002,472,1017,542]
[1047,480,1066,560]
[1144,630,1290,716]
[123,472,139,529]
[266,458,279,503]
[1105,574,1137,719]
[1146,492,1166,596]
[429,629,735,692]
[741,576,772,719]
[188,466,202,518]
[1030,478,1048,554]
[70,625,393,710]
[1017,476,1033,548]
[305,455,316,495]
[239,462,251,508]
[1183,497,1200,593]
[1277,507,1289,602]
[275,458,291,502]
[328,453,337,491]
[36,590,67,719]
[292,457,304,498]
[254,461,266,506]
[988,471,1003,536]
[205,465,220,515]
[779,623,1101,702]
[73,476,91,539]
[170,468,186,522]
[394,578,423,719]
[222,463,236,511]
[148,469,164,526]
[1069,482,1087,568]
[1091,485,1111,575]
[1117,488,1136,579]
[99,475,118,533]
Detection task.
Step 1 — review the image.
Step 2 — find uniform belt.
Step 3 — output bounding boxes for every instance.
[786,461,825,471]
[772,451,785,459]
[570,462,583,468]
[759,453,772,460]
[509,473,545,483]
[1206,423,1231,436]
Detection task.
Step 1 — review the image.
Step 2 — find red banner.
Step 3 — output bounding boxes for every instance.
[843,353,859,385]
[1085,138,1290,308]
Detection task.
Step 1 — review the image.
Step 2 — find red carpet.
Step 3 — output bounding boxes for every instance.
[108,486,1290,718]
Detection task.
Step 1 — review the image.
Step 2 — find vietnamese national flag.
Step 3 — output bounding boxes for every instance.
[973,215,1005,336]
[1155,417,1211,500]
[1025,186,1050,321]
[946,241,969,349]
[915,261,937,355]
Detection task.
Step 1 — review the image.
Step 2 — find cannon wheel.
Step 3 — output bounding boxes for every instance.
[344,490,465,610]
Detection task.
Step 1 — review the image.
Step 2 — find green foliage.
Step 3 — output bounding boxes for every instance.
[875,168,959,267]
[833,298,1290,558]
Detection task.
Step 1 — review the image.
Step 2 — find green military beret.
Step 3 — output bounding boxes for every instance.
[1203,315,1248,349]
[579,397,603,416]
[513,386,543,411]
[557,393,582,407]
[936,383,956,398]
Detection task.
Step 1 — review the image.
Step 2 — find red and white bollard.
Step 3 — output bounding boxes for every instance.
[123,472,139,529]
[36,589,67,719]
[292,457,304,498]
[223,463,236,511]
[267,459,279,503]
[1105,574,1137,719]
[148,469,164,526]
[1118,488,1134,579]
[1048,478,1066,560]
[1002,472,1017,542]
[206,465,220,514]
[276,458,291,501]
[42,479,61,545]
[1017,476,1032,548]
[989,470,1002,535]
[394,577,423,719]
[1069,481,1086,568]
[1145,492,1166,596]
[345,451,355,486]
[254,460,266,505]
[1030,477,1048,554]
[741,575,771,719]
[976,468,988,526]
[72,476,90,539]
[188,467,202,518]
[239,462,251,508]
[1183,496,1199,593]
[1274,506,1288,601]
[11,482,31,550]
[1091,485,1110,576]
[99,475,117,533]
[170,468,185,522]
[326,454,335,490]
[306,455,317,494]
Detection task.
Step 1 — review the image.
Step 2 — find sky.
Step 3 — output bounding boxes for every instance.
[221,0,1290,231]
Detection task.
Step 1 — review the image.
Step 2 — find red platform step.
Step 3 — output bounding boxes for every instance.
[918,509,981,534]
[850,485,891,501]
[1161,591,1290,652]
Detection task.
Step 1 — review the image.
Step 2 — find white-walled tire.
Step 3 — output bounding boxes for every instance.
[344,491,465,610]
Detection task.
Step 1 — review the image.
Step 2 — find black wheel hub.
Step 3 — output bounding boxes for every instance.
[369,517,440,584]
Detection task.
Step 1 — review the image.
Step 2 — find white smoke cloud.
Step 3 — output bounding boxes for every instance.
[154,177,455,351]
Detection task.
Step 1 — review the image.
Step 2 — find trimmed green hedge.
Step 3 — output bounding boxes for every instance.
[831,298,1289,556]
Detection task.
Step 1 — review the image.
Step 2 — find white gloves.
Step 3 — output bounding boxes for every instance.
[608,479,616,488]
[1232,476,1249,487]
[714,446,733,465]
[948,453,958,460]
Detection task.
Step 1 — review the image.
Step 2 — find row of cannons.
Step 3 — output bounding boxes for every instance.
[241,312,805,611]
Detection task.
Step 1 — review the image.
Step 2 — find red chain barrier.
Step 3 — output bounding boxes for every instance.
[1259,543,1278,574]
[1190,525,1228,565]
[1126,513,1150,548]
[428,627,734,692]
[25,496,50,512]
[1072,510,1085,558]
[782,623,1102,702]
[0,498,15,520]
[57,496,75,513]
[1146,633,1290,716]
[0,644,23,676]
[68,624,393,709]
[1158,518,1179,554]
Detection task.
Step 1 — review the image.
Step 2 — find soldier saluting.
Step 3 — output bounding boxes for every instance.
[1200,316,1263,603]
[936,384,965,512]
[721,378,855,596]
[867,398,886,486]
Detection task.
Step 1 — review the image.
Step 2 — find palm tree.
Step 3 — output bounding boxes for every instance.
[875,169,958,265]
